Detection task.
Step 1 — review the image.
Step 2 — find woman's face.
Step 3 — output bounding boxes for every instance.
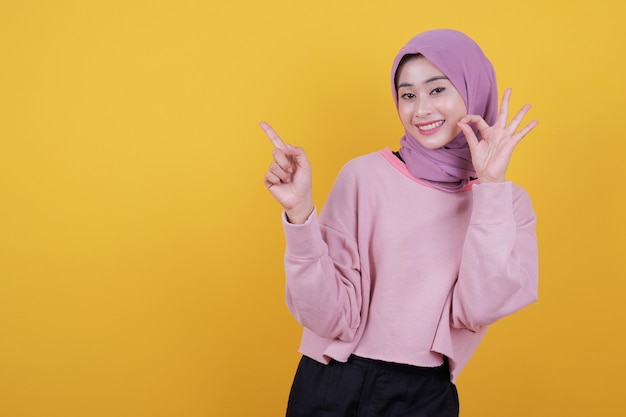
[396,56,467,149]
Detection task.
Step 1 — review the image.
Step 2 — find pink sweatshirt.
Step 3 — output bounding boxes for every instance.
[281,149,538,382]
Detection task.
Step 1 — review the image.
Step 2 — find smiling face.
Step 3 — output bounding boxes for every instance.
[395,55,467,150]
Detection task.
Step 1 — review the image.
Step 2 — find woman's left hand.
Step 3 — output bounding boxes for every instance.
[457,88,538,183]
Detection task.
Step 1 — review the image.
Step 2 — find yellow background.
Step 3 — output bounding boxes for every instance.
[1,0,624,416]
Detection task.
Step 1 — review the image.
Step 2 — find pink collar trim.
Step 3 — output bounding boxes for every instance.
[379,148,477,192]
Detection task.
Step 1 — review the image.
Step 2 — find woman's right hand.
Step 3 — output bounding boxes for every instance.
[260,122,314,224]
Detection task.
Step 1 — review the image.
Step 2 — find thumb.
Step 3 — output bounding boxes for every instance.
[287,144,311,170]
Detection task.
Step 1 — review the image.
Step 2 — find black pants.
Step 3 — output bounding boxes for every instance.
[286,355,459,417]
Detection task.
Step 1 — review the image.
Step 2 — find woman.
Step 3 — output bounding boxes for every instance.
[261,28,538,417]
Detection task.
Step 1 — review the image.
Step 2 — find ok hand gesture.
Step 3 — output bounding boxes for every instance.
[260,122,314,224]
[457,88,538,183]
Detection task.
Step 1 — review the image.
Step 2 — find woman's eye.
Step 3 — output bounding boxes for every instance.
[430,87,446,95]
[400,93,415,99]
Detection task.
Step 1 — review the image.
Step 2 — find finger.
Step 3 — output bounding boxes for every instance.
[268,162,293,183]
[272,147,294,172]
[506,104,532,134]
[512,120,539,144]
[460,114,491,135]
[495,88,512,127]
[264,171,282,187]
[260,121,288,151]
[458,121,480,149]
[286,144,311,171]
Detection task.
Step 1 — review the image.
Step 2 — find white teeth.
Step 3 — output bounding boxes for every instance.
[418,120,444,131]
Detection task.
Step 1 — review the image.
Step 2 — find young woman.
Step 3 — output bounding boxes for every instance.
[261,28,539,417]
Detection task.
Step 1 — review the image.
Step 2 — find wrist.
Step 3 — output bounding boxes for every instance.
[479,177,506,184]
[285,200,314,224]
[477,171,506,183]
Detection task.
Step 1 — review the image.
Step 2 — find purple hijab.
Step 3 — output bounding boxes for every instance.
[391,29,498,192]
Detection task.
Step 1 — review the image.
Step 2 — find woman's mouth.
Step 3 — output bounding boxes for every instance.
[416,120,444,135]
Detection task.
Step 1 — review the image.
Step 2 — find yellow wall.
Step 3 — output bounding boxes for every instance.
[1,0,624,416]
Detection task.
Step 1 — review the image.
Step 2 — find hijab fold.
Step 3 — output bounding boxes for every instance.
[390,29,498,192]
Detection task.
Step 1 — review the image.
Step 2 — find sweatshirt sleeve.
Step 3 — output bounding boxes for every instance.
[281,166,363,342]
[451,181,539,331]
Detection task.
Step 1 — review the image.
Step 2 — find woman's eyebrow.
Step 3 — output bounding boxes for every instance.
[397,76,449,89]
[424,75,449,84]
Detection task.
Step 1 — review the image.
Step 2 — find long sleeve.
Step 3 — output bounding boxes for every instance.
[281,164,365,342]
[451,181,539,331]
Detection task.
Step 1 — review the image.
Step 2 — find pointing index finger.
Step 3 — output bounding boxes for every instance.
[260,121,288,151]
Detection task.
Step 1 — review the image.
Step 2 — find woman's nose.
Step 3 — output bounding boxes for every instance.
[413,97,433,117]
